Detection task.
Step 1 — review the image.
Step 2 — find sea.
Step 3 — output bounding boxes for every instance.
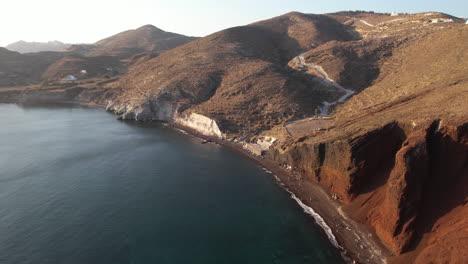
[0,104,343,264]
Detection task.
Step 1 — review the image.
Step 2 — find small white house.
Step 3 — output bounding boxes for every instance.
[62,75,77,81]
[431,18,455,23]
[80,70,88,74]
[466,20,468,25]
[390,12,399,16]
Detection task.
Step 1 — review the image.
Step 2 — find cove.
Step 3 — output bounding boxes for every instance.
[0,104,343,264]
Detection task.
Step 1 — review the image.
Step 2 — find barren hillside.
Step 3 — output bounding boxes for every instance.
[0,48,67,87]
[107,12,358,133]
[42,54,125,81]
[67,25,198,59]
[0,25,196,88]
[268,13,467,264]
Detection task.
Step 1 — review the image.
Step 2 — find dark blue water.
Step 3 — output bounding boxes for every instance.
[0,104,343,264]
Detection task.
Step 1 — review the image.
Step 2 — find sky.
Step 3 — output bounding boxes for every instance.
[1,0,466,47]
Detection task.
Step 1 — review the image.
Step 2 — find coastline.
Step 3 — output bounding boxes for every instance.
[1,100,389,263]
[170,123,391,264]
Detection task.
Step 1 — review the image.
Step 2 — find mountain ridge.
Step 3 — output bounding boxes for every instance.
[67,24,198,59]
[0,24,198,86]
[5,40,71,53]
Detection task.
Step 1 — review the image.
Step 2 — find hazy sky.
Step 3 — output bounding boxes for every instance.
[1,0,466,47]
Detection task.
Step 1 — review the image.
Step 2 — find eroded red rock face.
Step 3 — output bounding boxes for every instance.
[372,128,430,254]
[270,120,467,262]
[270,122,406,203]
[372,121,468,256]
[267,21,467,263]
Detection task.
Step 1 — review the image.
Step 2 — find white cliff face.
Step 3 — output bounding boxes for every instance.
[106,99,176,122]
[175,113,224,139]
[106,99,224,138]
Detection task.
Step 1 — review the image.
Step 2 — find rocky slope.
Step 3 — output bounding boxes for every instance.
[267,14,467,264]
[106,12,357,133]
[5,40,71,53]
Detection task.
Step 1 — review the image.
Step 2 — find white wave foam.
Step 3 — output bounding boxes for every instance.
[288,190,354,263]
[289,191,341,248]
[269,172,353,263]
[286,189,343,249]
[257,164,353,262]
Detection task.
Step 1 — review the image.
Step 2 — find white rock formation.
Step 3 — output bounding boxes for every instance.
[106,99,176,121]
[175,113,224,138]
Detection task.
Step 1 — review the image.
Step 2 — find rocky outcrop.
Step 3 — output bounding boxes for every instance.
[371,127,430,254]
[264,22,467,262]
[269,122,406,202]
[269,120,467,262]
[372,120,467,257]
[106,98,177,122]
[175,112,224,138]
[106,98,225,139]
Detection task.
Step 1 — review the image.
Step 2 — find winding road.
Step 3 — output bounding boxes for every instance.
[359,20,375,27]
[296,55,355,116]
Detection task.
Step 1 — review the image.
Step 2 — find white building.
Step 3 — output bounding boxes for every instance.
[431,18,454,23]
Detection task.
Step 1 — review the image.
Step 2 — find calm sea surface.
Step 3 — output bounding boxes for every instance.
[0,104,343,264]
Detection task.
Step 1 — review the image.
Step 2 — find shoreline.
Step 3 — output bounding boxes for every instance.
[1,100,389,263]
[170,123,391,264]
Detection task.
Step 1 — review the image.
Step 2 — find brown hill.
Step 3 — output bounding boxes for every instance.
[269,13,467,264]
[0,48,66,87]
[67,25,198,59]
[0,25,195,87]
[107,12,358,132]
[66,44,96,57]
[42,54,125,81]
